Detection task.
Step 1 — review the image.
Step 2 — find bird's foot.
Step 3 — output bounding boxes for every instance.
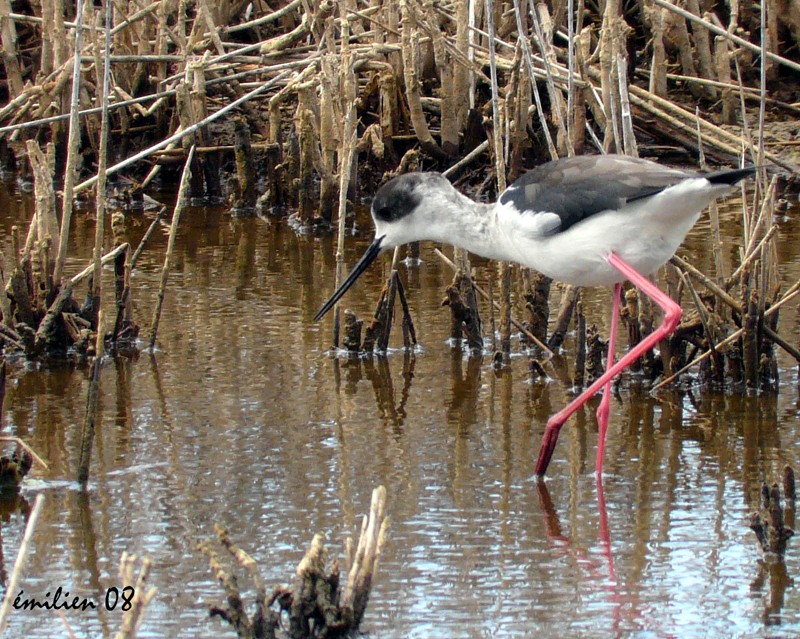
[535,419,565,477]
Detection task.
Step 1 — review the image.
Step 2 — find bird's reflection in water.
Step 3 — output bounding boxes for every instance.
[536,478,616,582]
[534,478,674,638]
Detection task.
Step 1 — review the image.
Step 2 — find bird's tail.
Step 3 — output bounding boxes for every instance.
[705,166,757,186]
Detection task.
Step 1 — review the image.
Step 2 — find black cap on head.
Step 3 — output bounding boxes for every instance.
[371,173,426,223]
[315,173,445,322]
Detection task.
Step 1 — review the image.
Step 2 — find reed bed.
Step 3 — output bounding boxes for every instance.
[0,4,799,634]
[0,0,798,391]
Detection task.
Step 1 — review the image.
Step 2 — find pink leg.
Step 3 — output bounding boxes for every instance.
[535,252,681,477]
[595,283,622,476]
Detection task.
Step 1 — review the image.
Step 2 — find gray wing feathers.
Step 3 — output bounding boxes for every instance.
[499,155,695,235]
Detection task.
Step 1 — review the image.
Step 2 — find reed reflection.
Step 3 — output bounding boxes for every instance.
[364,354,415,429]
[232,218,259,299]
[751,558,793,626]
[445,350,483,430]
[333,352,416,432]
[0,492,31,588]
[73,490,110,637]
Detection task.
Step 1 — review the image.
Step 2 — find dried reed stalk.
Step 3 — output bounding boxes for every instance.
[75,70,291,194]
[77,310,105,484]
[401,0,446,160]
[651,0,800,74]
[115,553,157,639]
[149,146,194,349]
[332,18,358,348]
[90,0,113,329]
[0,493,45,635]
[0,0,23,98]
[341,485,389,627]
[52,0,86,284]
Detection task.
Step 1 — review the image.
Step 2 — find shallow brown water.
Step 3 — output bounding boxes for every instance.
[1,175,800,638]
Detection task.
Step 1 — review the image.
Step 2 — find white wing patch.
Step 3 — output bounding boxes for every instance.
[497,200,563,238]
[523,211,563,236]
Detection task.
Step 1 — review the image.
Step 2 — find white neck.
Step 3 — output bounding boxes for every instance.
[376,187,509,260]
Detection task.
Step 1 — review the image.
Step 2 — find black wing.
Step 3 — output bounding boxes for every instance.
[499,155,696,234]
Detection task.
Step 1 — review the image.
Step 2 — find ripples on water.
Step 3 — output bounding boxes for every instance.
[0,177,799,638]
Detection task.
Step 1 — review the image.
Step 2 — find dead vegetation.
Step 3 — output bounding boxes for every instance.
[0,0,798,385]
[749,466,795,625]
[200,486,388,639]
[0,2,799,633]
[749,466,795,557]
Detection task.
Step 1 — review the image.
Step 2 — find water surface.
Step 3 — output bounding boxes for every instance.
[1,177,799,638]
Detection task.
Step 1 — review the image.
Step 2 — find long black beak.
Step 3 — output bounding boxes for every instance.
[314,235,386,321]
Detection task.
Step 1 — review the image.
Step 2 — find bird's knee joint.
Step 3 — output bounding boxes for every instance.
[666,304,682,329]
[545,416,563,432]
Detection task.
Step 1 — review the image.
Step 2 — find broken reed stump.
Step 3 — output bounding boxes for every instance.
[0,362,33,490]
[749,468,795,558]
[443,270,483,352]
[620,287,643,373]
[585,324,606,386]
[0,448,33,490]
[572,300,587,388]
[116,552,157,639]
[201,486,388,639]
[2,138,139,362]
[523,270,551,348]
[350,271,416,355]
[111,243,138,347]
[749,467,796,625]
[377,268,399,352]
[231,118,258,216]
[343,310,363,353]
[548,285,579,351]
[446,245,483,352]
[433,249,552,355]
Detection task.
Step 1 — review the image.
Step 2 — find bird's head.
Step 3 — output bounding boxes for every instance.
[314,172,453,321]
[370,172,452,245]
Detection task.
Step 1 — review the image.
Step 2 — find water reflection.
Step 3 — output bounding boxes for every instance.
[445,350,484,429]
[334,353,416,428]
[751,557,794,626]
[535,479,633,636]
[0,186,799,637]
[0,492,30,588]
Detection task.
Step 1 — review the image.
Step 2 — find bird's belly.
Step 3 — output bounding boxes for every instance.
[521,210,699,287]
[534,241,674,286]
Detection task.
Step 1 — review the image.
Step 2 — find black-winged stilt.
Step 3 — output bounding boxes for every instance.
[314,154,756,476]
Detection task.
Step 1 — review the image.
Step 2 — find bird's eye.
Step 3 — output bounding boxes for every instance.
[374,205,393,221]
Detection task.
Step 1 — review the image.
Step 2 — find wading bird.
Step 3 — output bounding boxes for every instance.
[314,154,756,476]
